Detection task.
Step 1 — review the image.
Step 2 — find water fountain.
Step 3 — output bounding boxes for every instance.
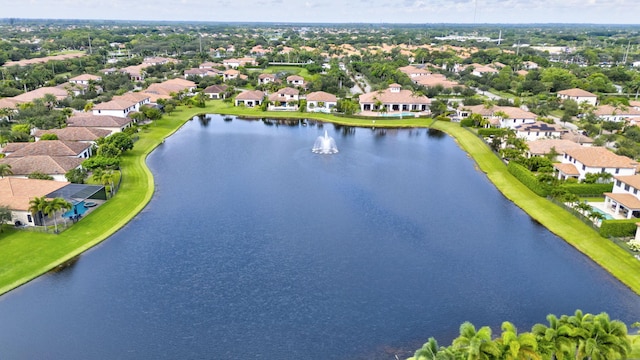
[312,130,339,154]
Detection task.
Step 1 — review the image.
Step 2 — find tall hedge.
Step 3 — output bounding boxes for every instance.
[460,118,474,127]
[507,162,551,197]
[599,219,639,238]
[477,128,507,137]
[558,183,613,196]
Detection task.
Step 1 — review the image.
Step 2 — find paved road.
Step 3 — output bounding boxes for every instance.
[549,115,579,131]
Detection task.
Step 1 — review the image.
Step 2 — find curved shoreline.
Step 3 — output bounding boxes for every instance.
[1,102,639,297]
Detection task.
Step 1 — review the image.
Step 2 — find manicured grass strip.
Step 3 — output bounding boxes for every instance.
[0,106,209,295]
[431,121,640,295]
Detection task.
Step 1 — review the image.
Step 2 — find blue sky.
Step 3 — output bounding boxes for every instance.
[2,0,639,24]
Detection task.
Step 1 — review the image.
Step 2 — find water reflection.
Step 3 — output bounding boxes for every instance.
[427,128,445,139]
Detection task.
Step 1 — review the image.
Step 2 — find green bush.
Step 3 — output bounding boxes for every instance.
[599,219,639,238]
[558,183,613,196]
[478,128,507,137]
[460,118,474,127]
[507,162,551,197]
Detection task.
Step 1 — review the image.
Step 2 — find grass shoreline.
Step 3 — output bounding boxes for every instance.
[1,101,639,299]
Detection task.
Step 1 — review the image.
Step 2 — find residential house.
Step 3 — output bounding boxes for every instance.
[143,79,196,102]
[68,74,102,85]
[514,121,566,141]
[235,90,265,107]
[412,73,460,89]
[0,178,69,226]
[67,114,133,133]
[557,88,598,107]
[604,175,640,219]
[561,131,595,146]
[258,73,277,85]
[358,84,431,114]
[457,105,537,129]
[223,69,240,81]
[13,86,69,103]
[554,147,637,181]
[286,75,305,87]
[199,62,221,69]
[398,65,431,78]
[92,93,151,117]
[468,63,499,77]
[2,140,93,159]
[593,105,640,123]
[34,127,112,144]
[522,61,539,70]
[306,91,338,113]
[184,68,222,78]
[268,87,300,111]
[526,139,582,161]
[203,85,229,99]
[0,155,83,182]
[142,57,176,66]
[223,57,257,69]
[120,65,146,81]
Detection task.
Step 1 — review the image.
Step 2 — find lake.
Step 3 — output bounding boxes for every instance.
[0,115,639,359]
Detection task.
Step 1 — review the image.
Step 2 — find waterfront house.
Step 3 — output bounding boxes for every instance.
[306,91,337,113]
[203,85,229,99]
[93,93,150,117]
[604,175,640,219]
[268,87,300,111]
[235,90,265,107]
[554,147,637,181]
[358,84,431,114]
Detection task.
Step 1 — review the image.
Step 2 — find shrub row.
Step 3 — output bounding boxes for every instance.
[478,128,508,137]
[460,118,474,127]
[558,183,613,196]
[599,219,639,238]
[507,162,551,197]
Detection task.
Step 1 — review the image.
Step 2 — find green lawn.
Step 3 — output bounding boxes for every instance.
[262,66,312,80]
[431,121,640,295]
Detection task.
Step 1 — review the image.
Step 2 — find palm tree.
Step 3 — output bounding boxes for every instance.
[43,198,71,233]
[580,312,631,360]
[28,196,48,226]
[497,321,540,360]
[101,170,115,198]
[42,93,57,110]
[452,321,502,360]
[0,163,13,178]
[532,314,573,360]
[413,337,443,360]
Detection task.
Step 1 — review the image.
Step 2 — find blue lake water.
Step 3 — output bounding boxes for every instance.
[0,115,639,359]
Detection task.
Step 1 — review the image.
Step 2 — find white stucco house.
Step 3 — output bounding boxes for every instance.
[268,87,300,111]
[557,88,598,107]
[235,90,265,107]
[514,121,566,141]
[604,175,640,219]
[554,147,637,181]
[306,91,337,113]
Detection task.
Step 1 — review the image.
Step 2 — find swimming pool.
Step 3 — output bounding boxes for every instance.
[590,205,615,220]
[63,201,88,219]
[379,112,417,118]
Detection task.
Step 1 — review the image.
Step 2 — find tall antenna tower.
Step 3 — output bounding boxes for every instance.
[497,30,502,45]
